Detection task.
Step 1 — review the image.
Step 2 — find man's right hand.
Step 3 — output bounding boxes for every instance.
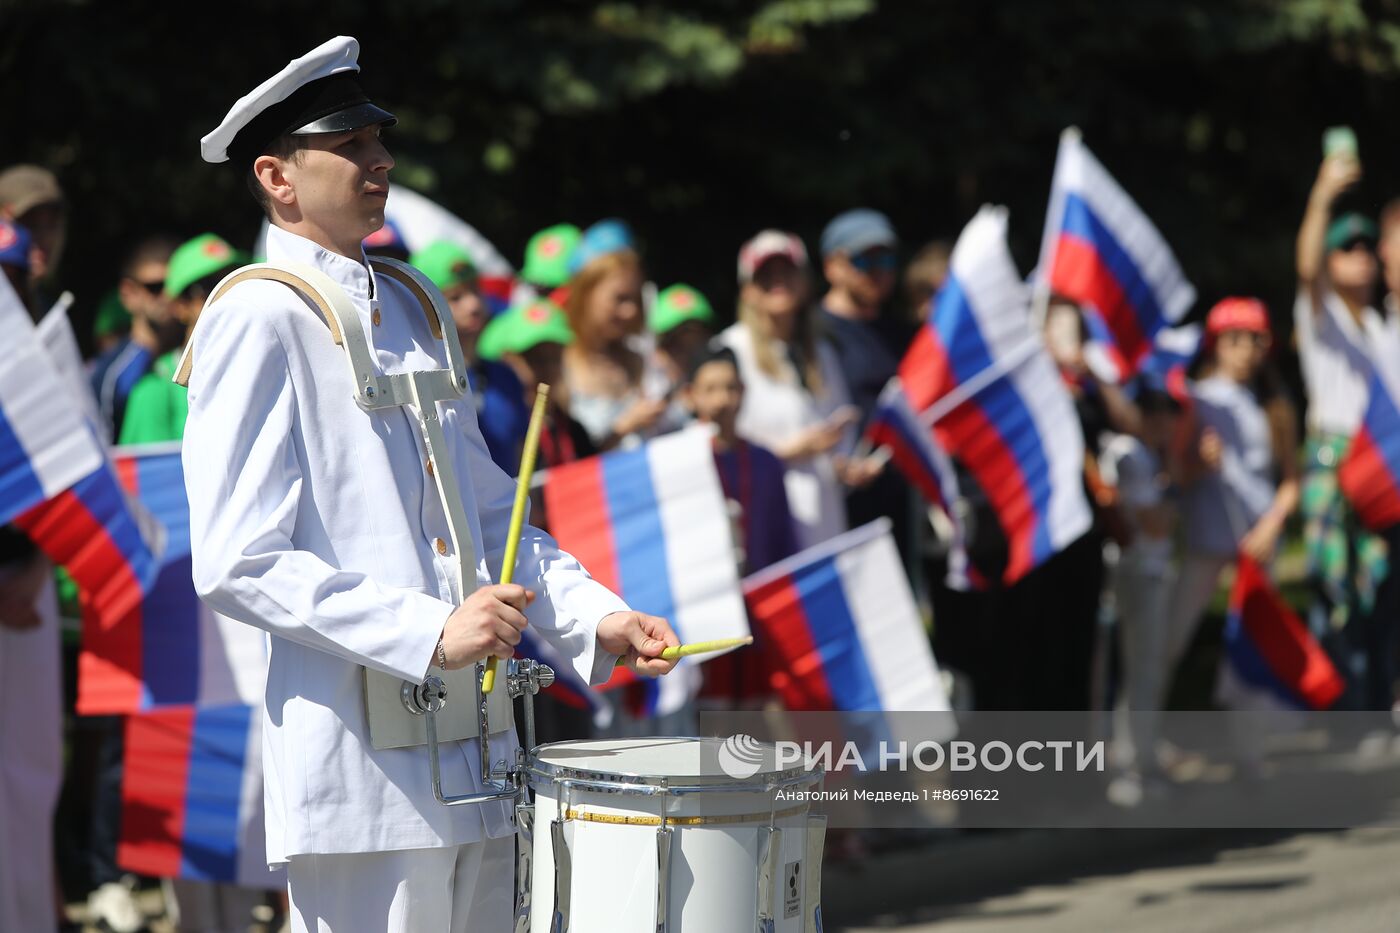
[438,584,535,670]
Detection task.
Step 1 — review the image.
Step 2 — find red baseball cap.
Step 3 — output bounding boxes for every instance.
[1205,297,1270,340]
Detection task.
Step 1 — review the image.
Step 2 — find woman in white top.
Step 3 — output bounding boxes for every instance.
[1294,153,1387,638]
[717,230,858,549]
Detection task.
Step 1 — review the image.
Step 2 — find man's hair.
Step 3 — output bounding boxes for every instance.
[121,235,179,279]
[246,135,309,217]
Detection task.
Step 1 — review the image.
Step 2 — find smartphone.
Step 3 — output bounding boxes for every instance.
[1324,126,1358,161]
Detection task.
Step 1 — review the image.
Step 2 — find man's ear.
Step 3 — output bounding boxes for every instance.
[679,383,697,414]
[253,155,296,207]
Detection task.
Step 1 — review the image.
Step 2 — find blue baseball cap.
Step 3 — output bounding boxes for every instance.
[820,208,897,258]
[567,218,635,275]
[0,219,31,270]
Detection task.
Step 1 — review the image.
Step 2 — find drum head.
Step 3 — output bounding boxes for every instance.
[529,736,811,788]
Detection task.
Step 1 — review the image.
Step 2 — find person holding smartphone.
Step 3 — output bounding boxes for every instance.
[1294,129,1389,676]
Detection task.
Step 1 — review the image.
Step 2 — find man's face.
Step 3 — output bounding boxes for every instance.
[119,258,175,327]
[828,246,896,309]
[283,125,394,248]
[686,360,744,433]
[16,201,65,281]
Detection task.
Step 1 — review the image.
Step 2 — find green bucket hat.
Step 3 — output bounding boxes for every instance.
[1325,212,1378,253]
[165,233,248,298]
[410,240,477,292]
[521,224,581,288]
[478,298,574,360]
[650,283,715,335]
[94,289,132,338]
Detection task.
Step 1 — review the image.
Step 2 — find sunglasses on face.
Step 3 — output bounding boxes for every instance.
[128,278,165,296]
[1338,238,1375,254]
[850,250,897,273]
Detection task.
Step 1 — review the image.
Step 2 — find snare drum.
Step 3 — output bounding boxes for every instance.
[522,737,826,932]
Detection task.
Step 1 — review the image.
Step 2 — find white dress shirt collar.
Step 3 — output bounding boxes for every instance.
[264,223,375,301]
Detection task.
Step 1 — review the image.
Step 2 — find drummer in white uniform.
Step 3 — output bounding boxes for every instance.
[184,36,678,932]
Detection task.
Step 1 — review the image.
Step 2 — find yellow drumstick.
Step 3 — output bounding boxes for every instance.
[614,635,755,666]
[482,384,551,695]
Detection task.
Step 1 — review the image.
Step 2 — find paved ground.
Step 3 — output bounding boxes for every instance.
[831,826,1400,932]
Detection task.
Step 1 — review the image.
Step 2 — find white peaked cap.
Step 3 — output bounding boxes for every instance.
[200,36,395,165]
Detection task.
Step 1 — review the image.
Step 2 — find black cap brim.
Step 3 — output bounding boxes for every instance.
[293,102,397,135]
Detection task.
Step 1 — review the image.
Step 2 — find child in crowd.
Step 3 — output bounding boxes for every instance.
[682,344,799,705]
[646,283,716,434]
[1103,385,1184,802]
[479,297,596,473]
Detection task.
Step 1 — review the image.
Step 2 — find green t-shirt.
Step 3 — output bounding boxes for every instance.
[118,350,188,444]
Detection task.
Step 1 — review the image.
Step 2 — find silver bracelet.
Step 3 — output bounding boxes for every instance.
[437,638,447,670]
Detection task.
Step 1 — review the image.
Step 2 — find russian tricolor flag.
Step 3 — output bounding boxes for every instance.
[1340,362,1400,534]
[0,275,104,525]
[898,206,1092,583]
[865,380,978,590]
[62,444,264,714]
[118,703,275,886]
[1218,555,1345,712]
[542,428,747,714]
[1038,129,1195,372]
[742,519,949,715]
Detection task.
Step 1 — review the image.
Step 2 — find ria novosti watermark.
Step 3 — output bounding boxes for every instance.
[720,733,1105,781]
[700,710,1400,829]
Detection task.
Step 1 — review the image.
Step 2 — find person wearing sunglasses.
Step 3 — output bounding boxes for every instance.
[1295,151,1388,685]
[817,209,907,549]
[88,235,183,442]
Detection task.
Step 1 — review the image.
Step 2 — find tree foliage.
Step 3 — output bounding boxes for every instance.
[4,0,1400,347]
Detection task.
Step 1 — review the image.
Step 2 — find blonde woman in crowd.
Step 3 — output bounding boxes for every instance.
[717,230,858,548]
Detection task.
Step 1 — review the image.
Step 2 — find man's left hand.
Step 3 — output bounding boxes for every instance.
[597,611,680,677]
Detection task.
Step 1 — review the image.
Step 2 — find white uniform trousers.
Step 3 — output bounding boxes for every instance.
[287,835,513,932]
[0,575,62,933]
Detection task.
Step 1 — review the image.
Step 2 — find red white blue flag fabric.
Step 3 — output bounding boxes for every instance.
[865,380,977,590]
[67,444,265,714]
[742,519,950,714]
[1217,555,1345,712]
[1038,130,1195,372]
[898,206,1092,583]
[0,275,104,524]
[1339,359,1400,533]
[542,427,747,715]
[118,703,277,887]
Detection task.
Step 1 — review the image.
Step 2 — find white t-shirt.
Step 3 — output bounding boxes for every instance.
[1294,286,1383,437]
[1102,433,1172,574]
[717,321,852,549]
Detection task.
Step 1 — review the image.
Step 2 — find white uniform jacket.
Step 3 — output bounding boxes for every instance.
[183,224,627,865]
